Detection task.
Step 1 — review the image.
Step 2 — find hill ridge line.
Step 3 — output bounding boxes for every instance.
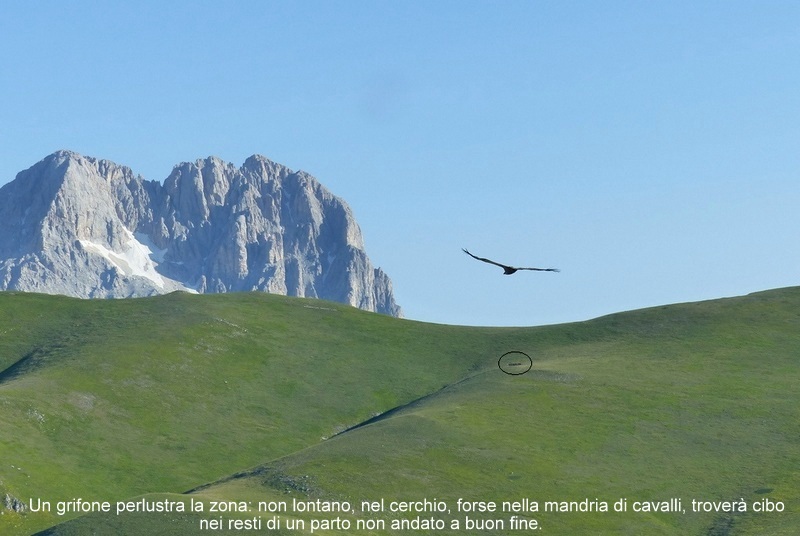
[0,344,69,386]
[331,370,490,438]
[182,370,491,496]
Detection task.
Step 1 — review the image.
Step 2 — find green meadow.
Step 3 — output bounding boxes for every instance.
[0,288,797,535]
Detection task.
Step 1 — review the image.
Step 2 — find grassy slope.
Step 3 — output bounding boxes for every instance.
[0,291,515,534]
[1,288,798,535]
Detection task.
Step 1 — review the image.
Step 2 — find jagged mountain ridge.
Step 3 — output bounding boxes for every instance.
[0,151,401,316]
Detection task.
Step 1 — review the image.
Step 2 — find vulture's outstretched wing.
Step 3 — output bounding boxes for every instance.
[515,266,561,273]
[462,248,508,269]
[462,248,560,275]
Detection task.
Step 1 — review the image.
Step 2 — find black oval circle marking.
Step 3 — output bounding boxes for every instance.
[498,351,532,376]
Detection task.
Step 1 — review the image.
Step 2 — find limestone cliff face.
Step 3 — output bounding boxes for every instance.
[0,151,401,316]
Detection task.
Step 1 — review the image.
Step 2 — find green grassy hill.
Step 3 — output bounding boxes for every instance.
[0,288,798,535]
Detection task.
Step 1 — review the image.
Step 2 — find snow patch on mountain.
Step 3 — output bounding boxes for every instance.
[78,228,196,293]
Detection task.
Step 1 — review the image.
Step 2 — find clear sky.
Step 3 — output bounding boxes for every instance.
[1,1,798,326]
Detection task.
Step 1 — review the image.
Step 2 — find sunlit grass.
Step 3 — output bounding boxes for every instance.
[1,288,798,534]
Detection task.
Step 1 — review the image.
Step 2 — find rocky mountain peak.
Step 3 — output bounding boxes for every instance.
[0,151,401,316]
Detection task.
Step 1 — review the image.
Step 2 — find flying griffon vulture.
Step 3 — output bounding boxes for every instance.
[462,248,560,275]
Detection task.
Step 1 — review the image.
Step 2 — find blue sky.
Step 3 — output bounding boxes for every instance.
[1,1,798,326]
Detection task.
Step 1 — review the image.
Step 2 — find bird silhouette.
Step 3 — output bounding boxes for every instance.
[462,248,560,275]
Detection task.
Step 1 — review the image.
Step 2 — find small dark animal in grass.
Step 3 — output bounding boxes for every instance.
[462,248,560,275]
